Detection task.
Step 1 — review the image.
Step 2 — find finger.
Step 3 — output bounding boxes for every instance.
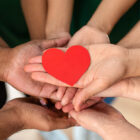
[80,98,101,111]
[56,87,67,100]
[61,88,77,106]
[73,79,111,111]
[24,64,45,72]
[31,72,70,87]
[55,102,63,110]
[41,84,58,98]
[69,110,78,120]
[49,91,64,101]
[94,78,129,98]
[41,36,70,50]
[62,103,73,113]
[29,56,42,64]
[53,36,70,47]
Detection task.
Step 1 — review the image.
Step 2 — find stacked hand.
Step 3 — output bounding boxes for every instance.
[25,44,129,111]
[2,26,140,139]
[25,25,110,111]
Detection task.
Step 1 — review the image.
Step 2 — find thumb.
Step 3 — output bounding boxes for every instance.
[73,78,111,111]
[69,110,79,120]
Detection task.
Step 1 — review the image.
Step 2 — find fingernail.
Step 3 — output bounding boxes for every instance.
[40,98,47,106]
[61,99,67,106]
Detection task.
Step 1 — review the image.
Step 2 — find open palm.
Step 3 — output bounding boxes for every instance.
[25,44,129,110]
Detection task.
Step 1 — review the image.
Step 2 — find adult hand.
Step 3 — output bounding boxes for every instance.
[0,97,75,140]
[68,25,110,46]
[24,25,109,105]
[54,25,109,108]
[26,44,129,111]
[2,40,69,99]
[94,77,140,101]
[70,102,125,138]
[69,102,140,140]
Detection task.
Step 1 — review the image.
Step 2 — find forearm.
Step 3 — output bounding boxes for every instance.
[118,21,140,48]
[46,0,74,38]
[0,38,11,81]
[0,110,21,140]
[0,47,11,81]
[87,0,137,34]
[125,48,140,78]
[102,121,140,140]
[21,0,47,40]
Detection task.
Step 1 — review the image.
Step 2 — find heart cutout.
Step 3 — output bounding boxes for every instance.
[42,45,91,86]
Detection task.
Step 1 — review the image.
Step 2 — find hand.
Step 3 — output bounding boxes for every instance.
[68,25,110,46]
[46,32,71,43]
[0,97,75,135]
[3,40,69,99]
[54,87,102,113]
[94,77,140,101]
[26,44,129,111]
[69,102,126,139]
[69,102,140,140]
[54,25,109,108]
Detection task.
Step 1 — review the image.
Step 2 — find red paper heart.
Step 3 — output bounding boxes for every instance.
[42,45,91,86]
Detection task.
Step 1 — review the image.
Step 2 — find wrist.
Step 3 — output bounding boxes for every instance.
[46,31,71,40]
[0,108,23,140]
[0,47,12,81]
[87,18,113,34]
[102,120,140,140]
[125,49,140,78]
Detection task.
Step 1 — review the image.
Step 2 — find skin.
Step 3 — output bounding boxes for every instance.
[21,0,47,40]
[21,0,73,41]
[87,0,137,34]
[92,21,140,100]
[57,21,140,107]
[46,0,74,39]
[39,0,137,109]
[0,39,69,99]
[22,0,137,107]
[70,102,140,140]
[25,25,110,109]
[0,97,75,140]
[21,0,73,101]
[24,44,132,110]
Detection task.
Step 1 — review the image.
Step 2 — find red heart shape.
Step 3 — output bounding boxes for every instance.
[42,45,91,86]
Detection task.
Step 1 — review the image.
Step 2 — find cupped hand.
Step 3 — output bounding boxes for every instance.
[4,40,69,99]
[25,44,129,111]
[69,101,126,138]
[1,97,75,131]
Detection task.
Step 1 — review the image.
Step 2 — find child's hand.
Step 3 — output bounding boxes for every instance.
[25,44,130,111]
[68,25,109,46]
